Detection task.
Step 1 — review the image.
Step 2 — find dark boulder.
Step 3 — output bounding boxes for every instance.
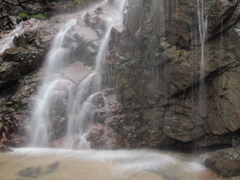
[0,0,45,16]
[204,146,240,178]
[0,143,13,152]
[0,6,14,31]
[0,27,54,90]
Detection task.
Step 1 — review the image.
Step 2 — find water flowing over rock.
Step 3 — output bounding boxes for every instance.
[0,21,55,90]
[1,0,240,177]
[24,0,129,149]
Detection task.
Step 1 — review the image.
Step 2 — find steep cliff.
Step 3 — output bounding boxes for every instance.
[106,0,240,149]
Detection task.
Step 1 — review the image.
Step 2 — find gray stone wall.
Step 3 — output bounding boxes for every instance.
[0,0,45,16]
[0,0,45,31]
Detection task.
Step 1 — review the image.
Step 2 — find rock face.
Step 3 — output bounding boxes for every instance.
[204,146,240,178]
[105,0,240,149]
[0,14,61,147]
[0,22,54,89]
[0,6,16,31]
[0,143,13,152]
[0,0,45,16]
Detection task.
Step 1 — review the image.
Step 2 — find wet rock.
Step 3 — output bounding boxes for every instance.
[87,123,130,149]
[0,26,54,90]
[204,146,240,178]
[163,103,206,142]
[106,0,240,149]
[0,67,44,147]
[63,61,92,83]
[0,142,13,152]
[7,137,27,147]
[0,6,15,31]
[0,0,45,16]
[207,0,240,36]
[3,47,29,62]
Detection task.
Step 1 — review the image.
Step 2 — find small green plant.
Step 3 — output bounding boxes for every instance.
[71,0,87,5]
[18,12,29,18]
[30,14,45,20]
[208,1,216,8]
[207,93,213,99]
[18,12,45,20]
[176,49,182,61]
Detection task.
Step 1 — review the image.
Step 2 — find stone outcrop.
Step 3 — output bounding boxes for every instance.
[0,6,17,31]
[0,15,60,147]
[0,22,54,90]
[0,142,13,152]
[0,0,45,16]
[204,146,240,178]
[105,0,240,149]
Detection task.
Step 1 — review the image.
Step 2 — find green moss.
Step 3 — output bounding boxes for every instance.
[220,99,232,125]
[176,49,182,61]
[208,1,216,8]
[207,93,213,99]
[70,0,88,5]
[18,12,29,18]
[18,13,45,20]
[30,14,45,20]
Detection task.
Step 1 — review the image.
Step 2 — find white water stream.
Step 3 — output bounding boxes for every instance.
[64,1,126,149]
[29,19,77,147]
[197,0,208,116]
[0,23,23,54]
[29,0,127,149]
[0,18,42,54]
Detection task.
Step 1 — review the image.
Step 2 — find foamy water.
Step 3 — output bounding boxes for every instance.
[0,148,211,180]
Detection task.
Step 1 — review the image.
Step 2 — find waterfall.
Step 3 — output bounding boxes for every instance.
[29,19,77,147]
[29,0,127,149]
[197,0,207,116]
[0,23,23,54]
[63,0,127,149]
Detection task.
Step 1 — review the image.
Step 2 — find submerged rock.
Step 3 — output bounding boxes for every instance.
[18,161,60,178]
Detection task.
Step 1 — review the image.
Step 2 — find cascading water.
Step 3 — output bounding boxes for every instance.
[197,0,207,116]
[0,19,42,54]
[0,23,23,54]
[63,0,127,149]
[30,19,77,147]
[30,0,127,149]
